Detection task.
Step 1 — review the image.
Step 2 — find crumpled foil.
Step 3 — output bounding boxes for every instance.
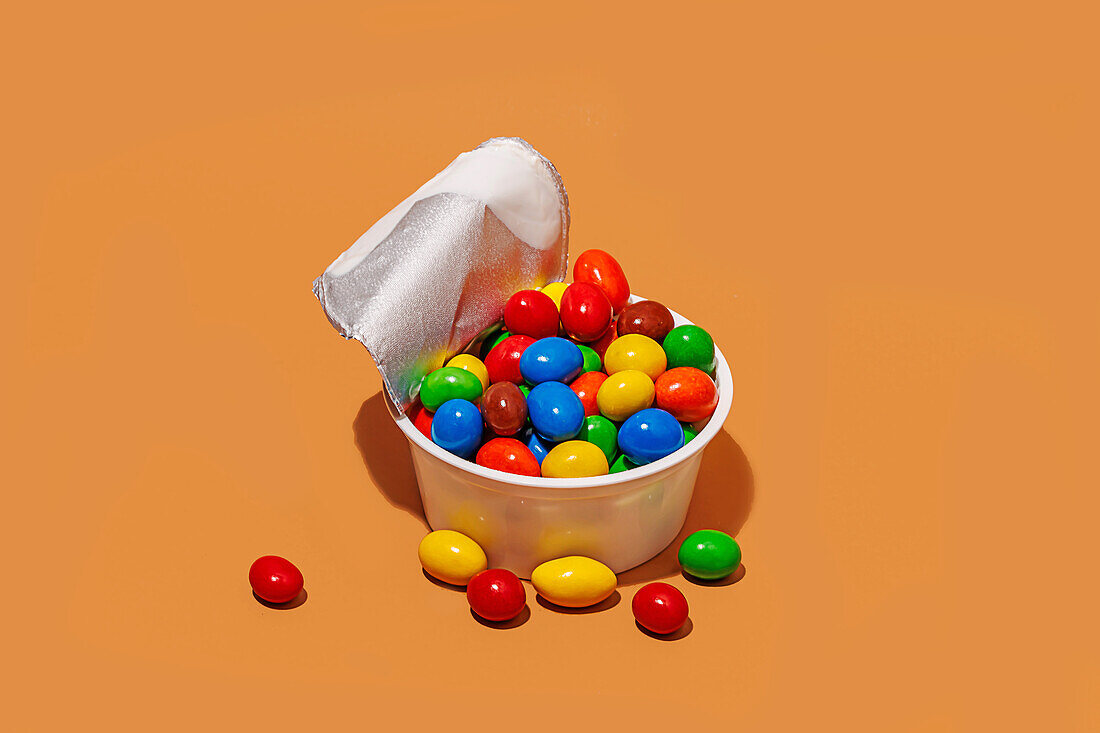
[313,138,569,413]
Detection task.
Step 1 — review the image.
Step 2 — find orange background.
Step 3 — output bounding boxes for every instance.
[4,1,1098,730]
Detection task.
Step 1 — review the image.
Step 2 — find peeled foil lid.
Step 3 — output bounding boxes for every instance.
[313,137,569,413]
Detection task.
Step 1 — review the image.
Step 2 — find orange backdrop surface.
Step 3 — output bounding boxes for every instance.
[4,1,1099,730]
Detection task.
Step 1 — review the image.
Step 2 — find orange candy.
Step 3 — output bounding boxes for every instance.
[570,371,608,417]
[654,367,718,422]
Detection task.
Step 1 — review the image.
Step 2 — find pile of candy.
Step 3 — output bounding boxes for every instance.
[408,249,720,478]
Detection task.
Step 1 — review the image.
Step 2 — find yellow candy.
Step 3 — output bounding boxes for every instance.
[539,281,569,310]
[603,334,667,381]
[531,556,617,608]
[541,440,609,478]
[446,353,490,391]
[596,369,655,422]
[417,529,487,586]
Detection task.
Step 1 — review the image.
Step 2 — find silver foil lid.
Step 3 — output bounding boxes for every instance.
[314,137,569,412]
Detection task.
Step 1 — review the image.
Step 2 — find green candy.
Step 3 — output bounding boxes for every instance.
[662,325,715,372]
[683,425,698,443]
[678,529,741,580]
[419,366,483,411]
[609,453,640,474]
[578,343,603,374]
[580,415,617,463]
[481,329,511,358]
[518,383,531,398]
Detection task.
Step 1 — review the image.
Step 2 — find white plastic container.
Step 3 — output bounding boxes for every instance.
[386,296,733,579]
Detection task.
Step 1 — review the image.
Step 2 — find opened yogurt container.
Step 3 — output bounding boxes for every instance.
[386,295,733,578]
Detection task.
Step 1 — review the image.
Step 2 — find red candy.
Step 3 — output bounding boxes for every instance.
[632,582,689,635]
[503,289,559,339]
[570,371,608,417]
[467,568,527,622]
[573,249,630,314]
[559,282,613,342]
[484,334,535,384]
[408,401,433,438]
[249,555,304,604]
[654,367,719,422]
[586,319,618,359]
[476,438,540,476]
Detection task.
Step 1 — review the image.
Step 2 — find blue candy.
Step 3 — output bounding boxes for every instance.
[525,429,554,465]
[430,398,483,458]
[617,408,685,465]
[526,381,585,442]
[519,337,584,385]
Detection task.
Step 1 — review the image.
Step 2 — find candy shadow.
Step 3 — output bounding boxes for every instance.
[682,563,746,588]
[353,392,428,527]
[252,588,308,610]
[535,590,621,615]
[421,568,467,592]
[470,605,531,629]
[635,617,693,641]
[616,430,754,586]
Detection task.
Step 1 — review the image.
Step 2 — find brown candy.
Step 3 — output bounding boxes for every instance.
[481,381,528,436]
[617,300,675,343]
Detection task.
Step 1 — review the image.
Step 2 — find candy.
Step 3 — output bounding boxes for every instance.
[678,529,741,580]
[577,343,602,373]
[609,453,640,473]
[466,568,527,622]
[503,289,560,339]
[603,334,667,381]
[446,353,490,391]
[587,319,618,359]
[420,366,484,411]
[617,300,675,343]
[532,556,617,607]
[569,370,607,417]
[518,383,531,398]
[617,408,684,465]
[683,424,698,443]
[481,381,527,436]
[481,329,511,358]
[559,282,614,342]
[430,399,483,458]
[249,555,304,604]
[527,382,585,442]
[632,582,689,635]
[596,369,655,422]
[484,334,535,384]
[476,437,541,476]
[580,415,617,464]
[573,249,630,314]
[541,440,609,478]
[539,281,568,309]
[408,401,433,438]
[526,430,553,465]
[663,324,715,373]
[654,367,719,422]
[519,337,584,385]
[418,530,487,585]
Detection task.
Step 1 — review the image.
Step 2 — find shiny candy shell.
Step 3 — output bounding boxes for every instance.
[559,282,614,342]
[604,334,667,381]
[519,337,584,385]
[573,249,630,314]
[596,369,655,422]
[539,281,568,309]
[609,453,640,473]
[632,582,689,635]
[420,366,484,411]
[249,555,304,604]
[526,382,585,442]
[531,556,617,608]
[663,324,716,373]
[540,440,609,478]
[481,329,511,358]
[503,289,559,339]
[476,437,540,477]
[678,529,742,580]
[617,408,684,465]
[577,343,602,373]
[484,334,535,384]
[654,367,719,422]
[586,319,618,359]
[570,370,607,417]
[430,399,483,458]
[408,401,433,439]
[418,530,487,586]
[580,415,618,463]
[446,353,490,391]
[526,430,554,465]
[617,300,675,343]
[481,381,527,436]
[467,568,527,622]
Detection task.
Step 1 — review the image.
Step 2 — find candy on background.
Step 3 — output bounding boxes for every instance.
[617,300,675,343]
[504,289,560,340]
[654,367,719,422]
[445,353,490,391]
[484,334,535,384]
[632,582,689,635]
[596,369,655,422]
[527,381,585,442]
[531,556,617,608]
[466,569,527,622]
[476,438,541,477]
[525,430,553,465]
[419,366,483,411]
[573,249,630,314]
[519,336,584,385]
[609,453,640,474]
[603,333,667,381]
[538,281,568,309]
[570,370,607,417]
[430,398,483,458]
[481,381,528,436]
[248,555,304,605]
[577,343,602,374]
[417,530,488,586]
[480,329,511,358]
[586,318,618,359]
[662,324,716,373]
[540,440,609,478]
[617,408,685,465]
[408,401,434,438]
[678,529,742,580]
[559,282,614,342]
[580,415,618,464]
